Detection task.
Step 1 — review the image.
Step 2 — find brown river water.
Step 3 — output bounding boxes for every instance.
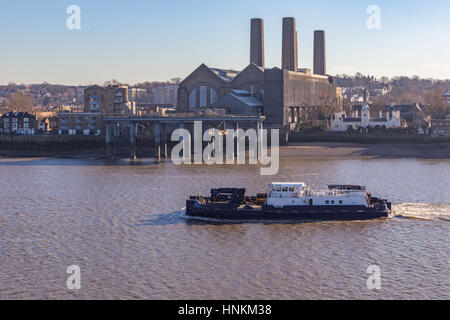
[0,157,449,299]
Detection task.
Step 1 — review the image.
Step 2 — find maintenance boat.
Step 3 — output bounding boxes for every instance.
[185,183,391,222]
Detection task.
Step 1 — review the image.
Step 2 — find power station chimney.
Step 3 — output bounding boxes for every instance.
[313,30,326,75]
[282,17,298,71]
[250,18,265,68]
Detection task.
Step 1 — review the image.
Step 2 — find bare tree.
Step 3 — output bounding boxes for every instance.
[104,79,121,86]
[423,87,447,119]
[318,90,340,130]
[7,92,34,113]
[170,78,182,85]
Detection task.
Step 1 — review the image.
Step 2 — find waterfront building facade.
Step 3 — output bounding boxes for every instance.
[331,90,402,132]
[0,112,37,135]
[84,85,136,116]
[431,119,450,136]
[58,112,103,135]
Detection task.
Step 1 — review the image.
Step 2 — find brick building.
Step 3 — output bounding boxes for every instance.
[58,112,103,135]
[177,18,342,130]
[57,85,138,135]
[84,85,136,116]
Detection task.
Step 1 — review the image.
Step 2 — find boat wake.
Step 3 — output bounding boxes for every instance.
[393,203,450,222]
[180,204,450,223]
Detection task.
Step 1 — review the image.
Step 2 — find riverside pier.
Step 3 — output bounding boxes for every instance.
[104,115,265,160]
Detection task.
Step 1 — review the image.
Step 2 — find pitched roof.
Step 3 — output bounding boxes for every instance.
[179,64,238,87]
[213,89,263,108]
[1,111,35,118]
[209,68,239,81]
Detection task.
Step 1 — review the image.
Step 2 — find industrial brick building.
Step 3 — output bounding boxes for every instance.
[177,17,342,130]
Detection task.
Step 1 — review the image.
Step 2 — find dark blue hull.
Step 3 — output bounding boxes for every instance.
[186,202,390,222]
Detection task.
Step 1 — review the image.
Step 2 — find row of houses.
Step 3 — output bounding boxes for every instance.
[0,112,59,135]
[0,84,176,136]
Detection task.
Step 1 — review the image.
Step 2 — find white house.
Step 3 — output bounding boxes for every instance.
[331,89,402,132]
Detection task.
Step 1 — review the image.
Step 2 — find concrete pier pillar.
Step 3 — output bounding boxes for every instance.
[130,122,136,160]
[106,122,112,156]
[161,124,168,158]
[114,122,120,138]
[113,123,119,155]
[154,122,161,159]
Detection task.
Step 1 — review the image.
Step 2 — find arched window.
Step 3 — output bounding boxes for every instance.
[199,86,207,107]
[210,88,218,105]
[189,89,196,111]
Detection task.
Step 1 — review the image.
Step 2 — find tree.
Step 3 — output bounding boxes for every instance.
[104,79,121,86]
[317,89,340,131]
[170,77,182,85]
[7,92,34,113]
[423,87,447,119]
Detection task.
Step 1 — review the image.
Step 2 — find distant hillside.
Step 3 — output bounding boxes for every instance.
[0,79,180,112]
[336,73,450,105]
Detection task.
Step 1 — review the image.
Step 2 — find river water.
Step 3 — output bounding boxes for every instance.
[0,157,449,299]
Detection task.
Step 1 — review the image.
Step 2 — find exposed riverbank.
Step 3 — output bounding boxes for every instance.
[1,142,449,160]
[281,142,450,159]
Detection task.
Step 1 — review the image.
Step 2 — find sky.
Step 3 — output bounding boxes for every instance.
[0,0,449,85]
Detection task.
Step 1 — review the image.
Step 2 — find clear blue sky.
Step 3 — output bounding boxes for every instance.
[0,0,449,85]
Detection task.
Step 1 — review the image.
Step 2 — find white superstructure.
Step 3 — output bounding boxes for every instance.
[266,183,369,208]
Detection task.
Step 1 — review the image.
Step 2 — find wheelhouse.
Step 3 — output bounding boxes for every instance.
[268,183,306,198]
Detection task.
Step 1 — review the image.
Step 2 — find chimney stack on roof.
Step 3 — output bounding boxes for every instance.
[250,18,265,68]
[282,17,298,71]
[313,30,326,75]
